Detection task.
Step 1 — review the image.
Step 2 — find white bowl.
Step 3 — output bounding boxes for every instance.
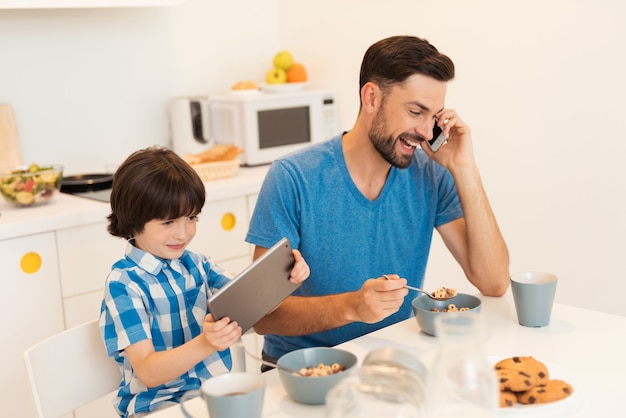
[259,82,309,93]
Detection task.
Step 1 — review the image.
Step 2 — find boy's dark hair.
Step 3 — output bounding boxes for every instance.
[107,146,206,240]
[359,35,455,96]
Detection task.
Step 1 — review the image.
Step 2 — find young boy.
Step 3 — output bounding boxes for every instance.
[99,146,309,417]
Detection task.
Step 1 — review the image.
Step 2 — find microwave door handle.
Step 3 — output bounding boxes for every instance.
[190,100,210,144]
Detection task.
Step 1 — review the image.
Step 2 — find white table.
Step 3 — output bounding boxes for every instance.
[151,289,623,417]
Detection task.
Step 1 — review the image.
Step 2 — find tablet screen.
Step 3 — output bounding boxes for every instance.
[208,237,300,334]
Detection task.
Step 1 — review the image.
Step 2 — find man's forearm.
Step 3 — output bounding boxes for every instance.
[253,293,356,336]
[452,164,510,295]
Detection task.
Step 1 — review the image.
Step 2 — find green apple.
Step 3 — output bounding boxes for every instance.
[273,50,294,70]
[266,67,287,84]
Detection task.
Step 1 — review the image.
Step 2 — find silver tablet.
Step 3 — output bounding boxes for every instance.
[208,237,300,334]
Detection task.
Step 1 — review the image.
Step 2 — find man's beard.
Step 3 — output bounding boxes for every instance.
[368,107,417,169]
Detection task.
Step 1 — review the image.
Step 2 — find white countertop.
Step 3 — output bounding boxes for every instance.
[152,290,623,417]
[0,192,110,240]
[198,165,268,202]
[0,165,269,241]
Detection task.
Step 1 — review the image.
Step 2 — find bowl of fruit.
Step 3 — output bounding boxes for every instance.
[262,50,309,92]
[0,163,63,207]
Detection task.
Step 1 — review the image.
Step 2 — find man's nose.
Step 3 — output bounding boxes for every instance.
[414,119,435,141]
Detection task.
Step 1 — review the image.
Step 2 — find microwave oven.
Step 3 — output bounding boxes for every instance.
[169,89,339,166]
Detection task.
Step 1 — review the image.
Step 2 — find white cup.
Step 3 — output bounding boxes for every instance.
[510,272,558,327]
[180,372,264,418]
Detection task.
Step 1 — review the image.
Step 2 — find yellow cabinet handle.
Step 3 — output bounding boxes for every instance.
[221,212,236,231]
[21,251,42,274]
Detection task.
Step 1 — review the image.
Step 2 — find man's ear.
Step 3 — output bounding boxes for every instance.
[360,82,380,115]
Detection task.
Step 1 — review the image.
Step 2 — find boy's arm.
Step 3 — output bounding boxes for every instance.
[124,315,240,388]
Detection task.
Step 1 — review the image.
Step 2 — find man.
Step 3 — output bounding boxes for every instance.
[246,35,509,366]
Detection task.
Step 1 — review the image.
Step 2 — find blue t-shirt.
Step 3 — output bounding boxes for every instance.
[245,134,463,358]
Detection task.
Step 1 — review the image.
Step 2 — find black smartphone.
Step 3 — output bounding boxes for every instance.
[428,123,448,152]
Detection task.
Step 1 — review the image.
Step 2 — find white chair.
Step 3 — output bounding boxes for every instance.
[23,319,121,418]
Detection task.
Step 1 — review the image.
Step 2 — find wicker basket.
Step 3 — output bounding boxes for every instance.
[191,160,240,181]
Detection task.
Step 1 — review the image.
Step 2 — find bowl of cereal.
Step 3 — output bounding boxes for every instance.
[276,347,358,405]
[0,164,63,207]
[411,293,482,336]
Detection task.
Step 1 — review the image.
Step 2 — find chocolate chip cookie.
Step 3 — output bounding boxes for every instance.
[517,379,574,404]
[499,389,518,408]
[495,356,549,384]
[496,368,537,392]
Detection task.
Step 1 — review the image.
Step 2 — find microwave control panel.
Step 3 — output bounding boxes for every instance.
[321,95,339,140]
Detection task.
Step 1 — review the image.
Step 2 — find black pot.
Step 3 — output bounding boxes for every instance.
[61,173,114,193]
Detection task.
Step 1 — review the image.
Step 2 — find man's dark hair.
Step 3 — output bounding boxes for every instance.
[359,35,455,96]
[107,146,206,239]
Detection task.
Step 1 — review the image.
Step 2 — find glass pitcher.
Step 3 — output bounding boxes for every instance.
[426,312,498,417]
[325,347,427,417]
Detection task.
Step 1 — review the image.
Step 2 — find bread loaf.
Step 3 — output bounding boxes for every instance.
[183,144,243,165]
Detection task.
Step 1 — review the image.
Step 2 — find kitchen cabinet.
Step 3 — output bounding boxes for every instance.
[56,222,125,328]
[0,223,121,418]
[191,196,252,275]
[0,0,184,8]
[0,232,65,418]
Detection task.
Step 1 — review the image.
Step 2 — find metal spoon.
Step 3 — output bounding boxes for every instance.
[243,348,305,376]
[383,274,455,301]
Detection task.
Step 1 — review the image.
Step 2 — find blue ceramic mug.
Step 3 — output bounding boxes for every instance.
[180,372,264,418]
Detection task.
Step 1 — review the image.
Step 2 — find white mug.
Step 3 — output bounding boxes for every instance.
[180,372,264,418]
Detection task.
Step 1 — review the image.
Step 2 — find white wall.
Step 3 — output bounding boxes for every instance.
[279,0,626,316]
[2,0,624,317]
[0,0,281,174]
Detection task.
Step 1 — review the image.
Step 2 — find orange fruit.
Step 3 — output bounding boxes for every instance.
[287,63,308,83]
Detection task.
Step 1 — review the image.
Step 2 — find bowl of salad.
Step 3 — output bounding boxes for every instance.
[0,163,63,207]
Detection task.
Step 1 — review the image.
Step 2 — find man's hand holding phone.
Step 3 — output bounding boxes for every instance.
[423,110,476,171]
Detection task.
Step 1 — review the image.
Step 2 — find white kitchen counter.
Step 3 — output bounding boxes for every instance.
[199,165,269,202]
[0,192,110,241]
[0,165,269,241]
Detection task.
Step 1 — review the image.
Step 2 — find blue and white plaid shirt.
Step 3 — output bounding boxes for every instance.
[100,241,233,417]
